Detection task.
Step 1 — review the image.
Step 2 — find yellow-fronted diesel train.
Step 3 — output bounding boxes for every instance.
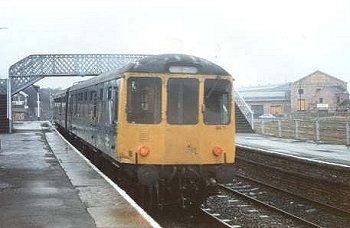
[53,54,236,207]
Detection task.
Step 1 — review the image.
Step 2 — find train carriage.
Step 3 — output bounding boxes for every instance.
[53,54,236,207]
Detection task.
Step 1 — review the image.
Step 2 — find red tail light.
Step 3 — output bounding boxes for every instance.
[212,146,223,157]
[138,145,150,157]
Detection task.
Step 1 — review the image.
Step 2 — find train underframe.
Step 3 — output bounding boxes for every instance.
[122,162,235,209]
[55,124,235,209]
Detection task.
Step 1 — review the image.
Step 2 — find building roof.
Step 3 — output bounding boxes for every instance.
[238,83,291,92]
[294,70,347,85]
[17,91,28,97]
[237,83,291,102]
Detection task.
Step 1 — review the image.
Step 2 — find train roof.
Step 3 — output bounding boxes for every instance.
[52,88,68,99]
[68,54,231,92]
[126,54,231,76]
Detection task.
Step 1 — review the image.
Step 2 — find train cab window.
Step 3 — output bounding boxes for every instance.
[167,78,199,124]
[127,77,161,124]
[204,79,231,125]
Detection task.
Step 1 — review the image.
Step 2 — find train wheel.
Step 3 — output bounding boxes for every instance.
[138,183,162,211]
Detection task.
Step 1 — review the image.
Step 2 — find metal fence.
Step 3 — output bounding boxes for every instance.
[254,119,350,145]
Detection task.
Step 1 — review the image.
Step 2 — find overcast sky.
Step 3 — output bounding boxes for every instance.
[0,0,349,89]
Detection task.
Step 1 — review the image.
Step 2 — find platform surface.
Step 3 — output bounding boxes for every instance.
[237,133,350,167]
[0,121,156,228]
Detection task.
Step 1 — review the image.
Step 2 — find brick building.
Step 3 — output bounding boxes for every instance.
[12,91,29,121]
[238,70,349,116]
[291,71,349,113]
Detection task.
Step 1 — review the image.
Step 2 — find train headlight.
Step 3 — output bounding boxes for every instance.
[212,146,223,157]
[138,145,150,157]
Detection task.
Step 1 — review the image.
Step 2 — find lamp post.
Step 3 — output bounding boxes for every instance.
[298,83,303,111]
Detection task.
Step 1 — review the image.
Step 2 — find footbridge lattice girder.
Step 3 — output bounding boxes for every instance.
[8,54,150,95]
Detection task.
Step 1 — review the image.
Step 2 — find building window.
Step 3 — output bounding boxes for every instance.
[270,105,282,114]
[298,89,304,95]
[319,98,323,103]
[316,88,321,92]
[297,99,305,111]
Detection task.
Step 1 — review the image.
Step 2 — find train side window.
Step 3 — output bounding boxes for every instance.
[90,91,94,101]
[99,88,103,100]
[107,87,112,100]
[127,77,161,124]
[204,79,231,125]
[167,78,199,124]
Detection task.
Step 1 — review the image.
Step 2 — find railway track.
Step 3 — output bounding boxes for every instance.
[200,175,350,227]
[235,145,350,213]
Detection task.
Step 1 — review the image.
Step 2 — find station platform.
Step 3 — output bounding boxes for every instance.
[236,133,350,168]
[0,121,159,228]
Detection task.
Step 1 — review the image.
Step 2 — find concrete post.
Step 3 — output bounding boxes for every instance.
[295,120,299,139]
[261,120,265,135]
[346,122,350,146]
[278,120,282,137]
[315,120,320,142]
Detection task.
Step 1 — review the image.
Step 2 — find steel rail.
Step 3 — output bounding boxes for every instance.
[200,207,237,228]
[219,183,322,228]
[235,155,350,214]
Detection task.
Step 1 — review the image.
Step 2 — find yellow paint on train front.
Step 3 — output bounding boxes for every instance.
[117,72,235,165]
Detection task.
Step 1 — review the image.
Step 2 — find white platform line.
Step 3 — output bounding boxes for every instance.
[237,144,350,169]
[54,129,161,228]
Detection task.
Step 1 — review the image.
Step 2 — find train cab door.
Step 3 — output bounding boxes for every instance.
[67,93,74,130]
[165,78,200,164]
[105,86,119,159]
[90,91,97,145]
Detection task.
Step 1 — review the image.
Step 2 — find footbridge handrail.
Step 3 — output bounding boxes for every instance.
[235,89,254,129]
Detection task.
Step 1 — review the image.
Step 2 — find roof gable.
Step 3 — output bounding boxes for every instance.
[294,70,346,85]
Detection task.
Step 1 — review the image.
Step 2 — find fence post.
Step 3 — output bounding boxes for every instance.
[295,120,299,139]
[278,120,282,137]
[346,122,350,146]
[262,120,265,135]
[315,120,320,143]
